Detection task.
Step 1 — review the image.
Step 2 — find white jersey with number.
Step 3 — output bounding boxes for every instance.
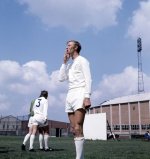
[32,97,48,120]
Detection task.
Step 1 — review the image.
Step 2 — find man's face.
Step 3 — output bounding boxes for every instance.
[66,41,76,57]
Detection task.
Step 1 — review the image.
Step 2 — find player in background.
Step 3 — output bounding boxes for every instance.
[21,100,35,150]
[21,96,53,151]
[29,90,49,151]
[59,40,92,159]
[38,121,54,151]
[29,99,53,151]
[21,90,49,151]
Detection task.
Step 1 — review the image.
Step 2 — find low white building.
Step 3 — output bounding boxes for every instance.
[0,115,21,135]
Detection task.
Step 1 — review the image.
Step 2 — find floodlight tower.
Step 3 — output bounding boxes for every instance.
[137,37,144,93]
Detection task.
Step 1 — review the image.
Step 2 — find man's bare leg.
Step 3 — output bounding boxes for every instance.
[68,109,85,159]
[29,125,37,150]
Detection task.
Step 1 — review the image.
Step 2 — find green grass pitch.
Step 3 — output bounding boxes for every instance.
[0,136,150,159]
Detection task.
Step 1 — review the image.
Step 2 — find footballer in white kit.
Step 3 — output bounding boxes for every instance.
[59,40,92,159]
[31,96,48,126]
[22,92,53,152]
[28,90,49,151]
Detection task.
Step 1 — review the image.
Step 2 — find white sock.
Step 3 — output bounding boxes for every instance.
[29,134,35,149]
[74,137,84,159]
[44,134,49,149]
[39,134,43,149]
[23,133,30,145]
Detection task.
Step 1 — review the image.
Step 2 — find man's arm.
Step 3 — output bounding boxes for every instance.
[59,52,70,82]
[43,100,48,120]
[81,59,92,98]
[58,64,68,82]
[81,58,92,109]
[29,100,35,116]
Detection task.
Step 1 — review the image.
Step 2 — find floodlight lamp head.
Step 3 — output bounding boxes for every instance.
[137,37,142,52]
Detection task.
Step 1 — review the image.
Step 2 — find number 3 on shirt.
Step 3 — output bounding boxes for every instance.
[36,99,42,107]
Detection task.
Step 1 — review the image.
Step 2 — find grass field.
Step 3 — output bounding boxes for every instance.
[0,136,150,159]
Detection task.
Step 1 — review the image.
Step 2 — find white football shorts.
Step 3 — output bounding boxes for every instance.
[65,87,85,113]
[28,116,34,127]
[38,120,48,127]
[31,114,46,126]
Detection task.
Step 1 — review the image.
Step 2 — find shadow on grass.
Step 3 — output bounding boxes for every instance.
[0,147,15,153]
[51,148,65,151]
[35,148,65,152]
[23,148,65,152]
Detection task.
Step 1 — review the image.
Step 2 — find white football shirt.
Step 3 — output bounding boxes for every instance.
[59,55,92,98]
[32,97,48,120]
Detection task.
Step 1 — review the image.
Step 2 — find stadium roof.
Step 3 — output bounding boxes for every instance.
[101,92,150,106]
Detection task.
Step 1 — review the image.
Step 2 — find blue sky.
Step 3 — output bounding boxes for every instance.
[0,0,150,122]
